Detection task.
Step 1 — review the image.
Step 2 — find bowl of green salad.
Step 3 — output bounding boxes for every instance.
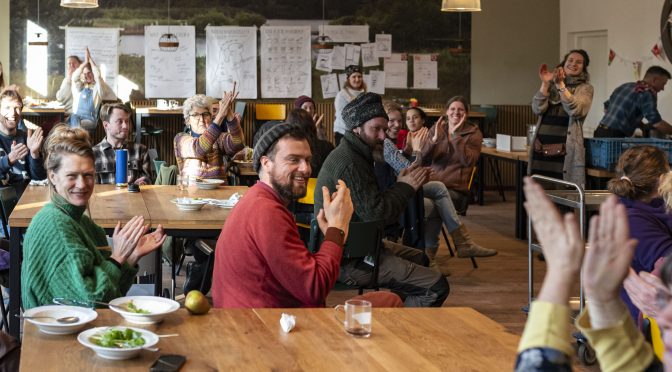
[78,327,159,360]
[108,296,180,324]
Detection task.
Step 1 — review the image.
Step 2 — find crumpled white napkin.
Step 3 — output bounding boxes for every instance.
[29,179,49,186]
[280,313,296,333]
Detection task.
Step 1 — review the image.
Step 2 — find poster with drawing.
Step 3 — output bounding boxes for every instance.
[412,54,438,89]
[361,43,379,67]
[331,46,346,70]
[260,26,311,98]
[344,44,361,67]
[65,27,119,95]
[318,25,369,43]
[375,34,392,58]
[315,50,332,72]
[145,25,195,98]
[206,26,257,99]
[320,73,339,99]
[384,53,408,89]
[366,70,385,95]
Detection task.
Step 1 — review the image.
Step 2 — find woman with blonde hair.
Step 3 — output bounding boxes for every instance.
[606,145,672,321]
[21,124,166,309]
[333,65,366,145]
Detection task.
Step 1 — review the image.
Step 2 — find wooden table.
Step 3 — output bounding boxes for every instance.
[20,307,519,371]
[478,147,616,239]
[8,185,247,338]
[134,107,183,144]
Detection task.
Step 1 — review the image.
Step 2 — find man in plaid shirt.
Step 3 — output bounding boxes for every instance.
[594,66,672,138]
[93,103,152,185]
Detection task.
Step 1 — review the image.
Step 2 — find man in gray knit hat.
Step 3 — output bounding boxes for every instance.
[315,92,450,307]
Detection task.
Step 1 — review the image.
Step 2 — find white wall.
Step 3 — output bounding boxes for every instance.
[561,0,672,127]
[471,0,560,105]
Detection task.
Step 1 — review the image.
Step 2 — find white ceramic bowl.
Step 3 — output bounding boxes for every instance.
[23,305,98,335]
[108,296,180,324]
[483,138,496,148]
[171,197,207,211]
[78,326,159,360]
[195,179,225,190]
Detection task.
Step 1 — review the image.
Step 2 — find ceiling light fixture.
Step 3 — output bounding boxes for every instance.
[441,0,481,12]
[60,0,99,8]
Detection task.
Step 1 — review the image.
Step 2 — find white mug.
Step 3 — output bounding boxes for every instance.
[156,99,168,109]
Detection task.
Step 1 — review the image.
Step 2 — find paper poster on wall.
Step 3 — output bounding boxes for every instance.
[375,34,392,58]
[260,26,312,98]
[337,73,347,90]
[318,25,369,43]
[361,43,379,67]
[315,50,333,72]
[331,46,346,70]
[384,53,408,89]
[366,70,386,95]
[65,27,120,95]
[412,54,438,90]
[145,25,196,98]
[344,44,361,67]
[320,73,339,99]
[205,26,257,99]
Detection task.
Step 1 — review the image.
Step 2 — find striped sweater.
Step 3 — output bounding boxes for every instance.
[21,193,138,309]
[174,117,245,180]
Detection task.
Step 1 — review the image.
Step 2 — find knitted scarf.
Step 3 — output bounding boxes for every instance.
[548,72,589,104]
[341,87,365,102]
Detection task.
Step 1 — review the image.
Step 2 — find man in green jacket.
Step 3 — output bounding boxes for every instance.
[315,92,449,307]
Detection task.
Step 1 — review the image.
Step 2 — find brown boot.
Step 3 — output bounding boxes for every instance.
[451,224,497,258]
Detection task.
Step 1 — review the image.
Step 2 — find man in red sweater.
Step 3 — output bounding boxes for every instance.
[212,123,357,308]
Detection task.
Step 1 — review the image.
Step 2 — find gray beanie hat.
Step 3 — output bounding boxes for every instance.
[253,122,304,172]
[342,92,388,131]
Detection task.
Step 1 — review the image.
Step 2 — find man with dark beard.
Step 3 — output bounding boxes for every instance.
[315,92,450,307]
[211,123,358,308]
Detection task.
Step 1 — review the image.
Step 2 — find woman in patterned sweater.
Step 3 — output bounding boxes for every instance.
[174,87,245,181]
[21,125,166,309]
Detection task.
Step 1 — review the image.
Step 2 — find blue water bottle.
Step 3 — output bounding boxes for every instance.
[115,149,128,187]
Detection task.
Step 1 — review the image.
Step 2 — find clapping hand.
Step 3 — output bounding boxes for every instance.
[397,161,430,191]
[216,82,240,124]
[409,127,429,151]
[553,66,566,85]
[539,63,553,84]
[317,179,353,241]
[128,224,167,266]
[111,216,148,265]
[26,127,43,159]
[313,113,324,128]
[8,141,28,165]
[624,268,669,319]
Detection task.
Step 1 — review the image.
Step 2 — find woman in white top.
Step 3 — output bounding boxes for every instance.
[333,65,366,145]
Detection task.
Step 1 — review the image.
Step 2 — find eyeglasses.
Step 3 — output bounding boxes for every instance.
[189,112,211,120]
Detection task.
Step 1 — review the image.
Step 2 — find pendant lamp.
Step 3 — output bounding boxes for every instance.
[60,0,99,8]
[441,0,481,12]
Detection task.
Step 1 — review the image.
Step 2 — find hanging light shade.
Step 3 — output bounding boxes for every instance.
[159,33,179,51]
[60,0,99,8]
[441,0,481,12]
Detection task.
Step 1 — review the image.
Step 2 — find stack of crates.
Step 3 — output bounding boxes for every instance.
[585,138,672,170]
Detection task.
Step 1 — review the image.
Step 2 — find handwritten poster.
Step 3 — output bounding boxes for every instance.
[320,73,339,99]
[366,70,385,95]
[65,27,119,95]
[361,43,379,67]
[384,53,408,89]
[331,46,346,70]
[145,26,196,98]
[318,25,369,43]
[344,44,361,67]
[206,26,257,99]
[337,73,347,90]
[375,34,392,58]
[413,54,438,90]
[260,26,312,98]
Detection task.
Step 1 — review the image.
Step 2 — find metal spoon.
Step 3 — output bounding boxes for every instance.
[16,315,80,324]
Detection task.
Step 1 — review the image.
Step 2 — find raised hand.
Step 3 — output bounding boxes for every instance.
[26,127,43,158]
[554,66,566,85]
[318,179,353,241]
[411,127,429,151]
[8,141,28,164]
[313,113,324,128]
[85,47,91,63]
[584,195,638,303]
[623,268,669,319]
[539,63,553,83]
[127,224,167,266]
[110,216,148,265]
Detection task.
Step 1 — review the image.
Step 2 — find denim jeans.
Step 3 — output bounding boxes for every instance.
[422,181,461,249]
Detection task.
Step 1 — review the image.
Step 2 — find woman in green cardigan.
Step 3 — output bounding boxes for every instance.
[21,124,166,309]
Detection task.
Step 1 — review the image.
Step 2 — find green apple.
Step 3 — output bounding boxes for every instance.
[185,290,211,315]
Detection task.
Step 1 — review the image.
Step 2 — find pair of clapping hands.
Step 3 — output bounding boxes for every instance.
[8,127,43,164]
[109,216,167,267]
[213,82,240,125]
[539,63,567,87]
[406,115,466,152]
[525,177,636,310]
